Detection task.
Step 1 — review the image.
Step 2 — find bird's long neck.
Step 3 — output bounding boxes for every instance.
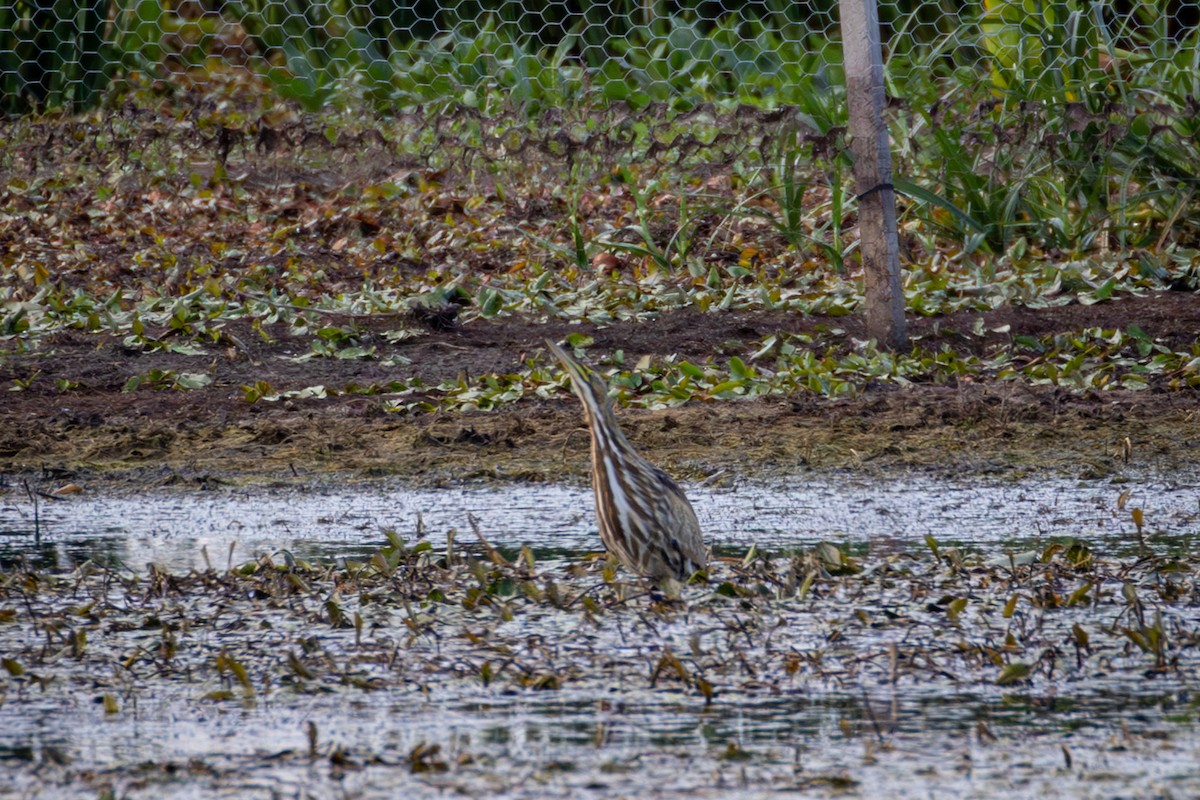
[584,403,632,462]
[582,398,646,552]
[578,391,632,456]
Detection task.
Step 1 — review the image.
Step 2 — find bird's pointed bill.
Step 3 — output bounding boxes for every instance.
[546,339,609,420]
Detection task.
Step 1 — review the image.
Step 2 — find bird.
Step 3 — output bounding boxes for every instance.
[545,339,707,581]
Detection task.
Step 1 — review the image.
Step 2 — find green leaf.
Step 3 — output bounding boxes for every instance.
[708,380,743,396]
[947,597,968,620]
[1081,278,1116,304]
[1126,325,1150,342]
[479,288,502,318]
[924,534,941,559]
[706,266,722,289]
[335,346,376,360]
[893,176,986,233]
[996,662,1032,686]
[751,336,777,360]
[174,373,213,390]
[1013,335,1043,351]
[728,356,751,380]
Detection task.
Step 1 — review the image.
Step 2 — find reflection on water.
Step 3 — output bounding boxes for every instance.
[4,677,1197,799]
[2,475,1198,571]
[2,475,1199,798]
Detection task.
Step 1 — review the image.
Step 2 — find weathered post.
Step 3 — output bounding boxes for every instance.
[840,0,907,349]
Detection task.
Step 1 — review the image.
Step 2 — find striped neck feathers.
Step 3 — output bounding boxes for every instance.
[574,373,631,451]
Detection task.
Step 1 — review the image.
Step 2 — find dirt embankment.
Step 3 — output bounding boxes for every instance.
[2,293,1199,489]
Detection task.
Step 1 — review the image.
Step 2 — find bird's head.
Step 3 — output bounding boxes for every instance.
[546,338,614,421]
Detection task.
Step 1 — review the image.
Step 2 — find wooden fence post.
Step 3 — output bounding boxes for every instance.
[840,0,907,349]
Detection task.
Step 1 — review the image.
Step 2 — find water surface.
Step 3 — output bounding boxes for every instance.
[3,474,1197,570]
[1,474,1197,799]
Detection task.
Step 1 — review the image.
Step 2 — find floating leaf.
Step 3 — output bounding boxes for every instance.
[996,662,1032,686]
[1072,624,1089,649]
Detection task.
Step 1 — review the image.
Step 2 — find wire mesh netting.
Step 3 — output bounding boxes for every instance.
[2,1,1200,320]
[3,1,1199,114]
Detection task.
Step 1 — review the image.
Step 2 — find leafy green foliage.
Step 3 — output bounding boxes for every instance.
[5,8,1200,412]
[0,0,111,114]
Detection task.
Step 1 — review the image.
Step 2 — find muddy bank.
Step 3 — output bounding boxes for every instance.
[2,294,1199,488]
[1,382,1196,489]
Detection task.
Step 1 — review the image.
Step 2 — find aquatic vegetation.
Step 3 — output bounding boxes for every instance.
[0,526,1196,796]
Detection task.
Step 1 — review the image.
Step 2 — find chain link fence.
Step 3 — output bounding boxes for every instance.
[3,2,1200,282]
[2,1,1195,115]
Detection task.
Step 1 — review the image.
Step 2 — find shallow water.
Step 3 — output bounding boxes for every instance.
[1,474,1198,798]
[2,474,1198,570]
[7,683,1196,799]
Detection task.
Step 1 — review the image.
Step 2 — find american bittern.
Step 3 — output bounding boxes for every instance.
[546,339,706,580]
